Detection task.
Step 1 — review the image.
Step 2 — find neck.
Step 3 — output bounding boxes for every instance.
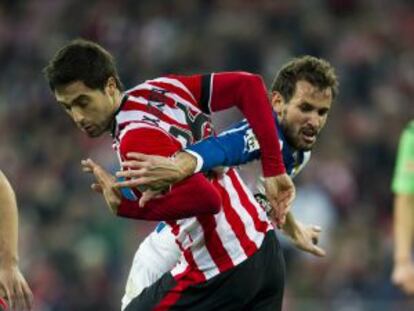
[107,88,124,135]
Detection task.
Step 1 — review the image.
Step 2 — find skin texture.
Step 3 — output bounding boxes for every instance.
[0,171,33,310]
[272,80,332,151]
[392,194,414,294]
[54,78,122,138]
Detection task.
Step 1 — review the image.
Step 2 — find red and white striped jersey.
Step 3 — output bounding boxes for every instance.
[112,73,274,282]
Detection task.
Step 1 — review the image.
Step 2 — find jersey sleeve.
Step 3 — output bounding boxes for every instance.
[116,125,221,220]
[392,121,414,194]
[185,120,262,173]
[171,72,285,177]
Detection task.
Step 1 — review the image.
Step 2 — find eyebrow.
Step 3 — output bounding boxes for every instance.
[58,94,88,107]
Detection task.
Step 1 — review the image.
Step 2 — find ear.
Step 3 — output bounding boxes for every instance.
[270,91,285,117]
[105,77,117,96]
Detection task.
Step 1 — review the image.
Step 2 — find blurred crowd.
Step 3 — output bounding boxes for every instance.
[1,0,414,310]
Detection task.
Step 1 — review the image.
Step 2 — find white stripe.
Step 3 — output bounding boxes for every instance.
[219,122,249,136]
[212,208,247,265]
[170,218,219,280]
[150,77,197,102]
[219,170,265,250]
[181,219,220,279]
[232,170,271,227]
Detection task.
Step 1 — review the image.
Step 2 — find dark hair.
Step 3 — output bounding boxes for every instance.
[43,39,123,91]
[271,55,339,102]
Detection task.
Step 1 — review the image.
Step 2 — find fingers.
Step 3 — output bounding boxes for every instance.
[311,225,322,244]
[116,168,147,179]
[91,183,103,193]
[3,286,12,310]
[308,226,325,257]
[310,245,326,257]
[12,282,25,311]
[21,279,33,310]
[81,158,101,172]
[126,152,151,161]
[139,190,162,207]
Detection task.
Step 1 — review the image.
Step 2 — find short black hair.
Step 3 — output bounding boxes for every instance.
[271,55,339,102]
[43,38,123,91]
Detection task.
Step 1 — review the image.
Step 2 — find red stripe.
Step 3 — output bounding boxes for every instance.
[228,169,270,235]
[197,215,234,272]
[212,178,258,257]
[0,297,8,310]
[154,269,205,311]
[115,121,184,148]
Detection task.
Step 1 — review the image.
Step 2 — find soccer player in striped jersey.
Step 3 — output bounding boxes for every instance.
[392,120,414,294]
[44,39,295,310]
[0,170,33,310]
[116,56,338,310]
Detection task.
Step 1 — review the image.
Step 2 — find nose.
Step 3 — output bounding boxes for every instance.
[307,112,322,130]
[71,107,85,125]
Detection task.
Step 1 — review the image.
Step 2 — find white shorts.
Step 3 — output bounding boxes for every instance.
[121,223,180,310]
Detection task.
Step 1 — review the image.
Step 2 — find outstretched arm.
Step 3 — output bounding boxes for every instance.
[0,171,33,310]
[82,126,221,221]
[175,72,295,224]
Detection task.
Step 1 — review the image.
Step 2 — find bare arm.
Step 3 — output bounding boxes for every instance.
[0,171,18,268]
[394,194,414,265]
[392,193,414,294]
[0,171,33,310]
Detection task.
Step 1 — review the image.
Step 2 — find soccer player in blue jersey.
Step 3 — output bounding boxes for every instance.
[116,55,338,310]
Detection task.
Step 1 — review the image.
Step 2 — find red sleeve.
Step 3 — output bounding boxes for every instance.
[175,72,285,177]
[116,126,221,220]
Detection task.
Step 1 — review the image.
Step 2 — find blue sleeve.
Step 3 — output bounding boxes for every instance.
[185,120,261,172]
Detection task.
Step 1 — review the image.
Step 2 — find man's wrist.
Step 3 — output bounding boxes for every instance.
[0,253,18,267]
[175,151,198,178]
[394,256,412,266]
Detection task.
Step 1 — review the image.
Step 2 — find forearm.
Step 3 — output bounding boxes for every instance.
[117,173,221,220]
[281,212,300,239]
[394,194,414,265]
[0,171,18,266]
[174,151,198,179]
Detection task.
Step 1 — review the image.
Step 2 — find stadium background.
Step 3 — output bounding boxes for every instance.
[1,0,414,310]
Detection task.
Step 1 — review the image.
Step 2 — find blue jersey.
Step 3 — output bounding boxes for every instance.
[155,114,311,233]
[186,113,311,179]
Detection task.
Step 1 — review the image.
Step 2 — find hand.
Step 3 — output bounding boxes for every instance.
[81,158,121,214]
[0,264,33,310]
[138,189,164,207]
[114,152,191,190]
[115,153,181,190]
[283,222,326,257]
[263,174,295,226]
[392,262,414,294]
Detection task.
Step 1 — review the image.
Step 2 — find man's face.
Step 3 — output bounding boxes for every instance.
[54,80,115,137]
[273,80,332,151]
